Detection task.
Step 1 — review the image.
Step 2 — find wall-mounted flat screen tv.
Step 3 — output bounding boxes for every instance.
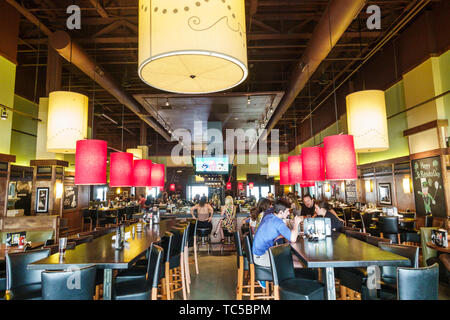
[195,157,229,174]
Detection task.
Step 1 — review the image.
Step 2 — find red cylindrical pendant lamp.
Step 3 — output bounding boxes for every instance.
[110,152,134,187]
[288,155,302,184]
[249,182,254,189]
[279,161,290,185]
[226,182,232,190]
[75,139,107,185]
[302,147,325,182]
[133,159,152,187]
[151,163,165,187]
[238,182,244,190]
[323,135,357,180]
[300,181,315,188]
[169,184,176,192]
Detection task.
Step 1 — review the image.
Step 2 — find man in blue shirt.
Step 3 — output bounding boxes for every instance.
[253,200,302,269]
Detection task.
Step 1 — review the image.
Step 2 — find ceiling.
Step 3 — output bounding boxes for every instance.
[15,0,423,154]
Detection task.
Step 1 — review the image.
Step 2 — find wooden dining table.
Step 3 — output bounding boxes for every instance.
[291,232,410,300]
[28,219,175,300]
[426,241,450,254]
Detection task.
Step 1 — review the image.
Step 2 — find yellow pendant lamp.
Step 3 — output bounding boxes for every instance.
[138,0,248,94]
[346,90,389,152]
[126,148,143,160]
[47,91,88,153]
[267,156,280,176]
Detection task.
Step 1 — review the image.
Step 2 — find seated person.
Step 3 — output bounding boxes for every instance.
[252,200,302,270]
[313,200,344,232]
[300,194,316,217]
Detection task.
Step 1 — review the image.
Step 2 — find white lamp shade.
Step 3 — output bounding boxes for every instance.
[346,90,389,152]
[403,177,412,194]
[47,91,88,153]
[267,156,280,176]
[138,0,248,94]
[127,148,143,160]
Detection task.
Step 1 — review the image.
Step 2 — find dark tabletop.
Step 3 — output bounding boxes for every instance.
[0,242,44,261]
[27,220,175,270]
[291,232,410,268]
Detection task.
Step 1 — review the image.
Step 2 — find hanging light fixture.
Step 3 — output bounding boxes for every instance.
[127,148,143,160]
[301,147,325,182]
[268,156,280,176]
[151,163,165,187]
[226,182,232,190]
[47,91,88,153]
[75,139,107,185]
[323,135,357,180]
[138,0,248,94]
[346,90,389,152]
[133,159,152,186]
[279,161,290,185]
[403,177,412,194]
[300,181,315,188]
[110,152,134,187]
[238,182,244,190]
[249,182,254,189]
[288,155,302,184]
[170,184,176,192]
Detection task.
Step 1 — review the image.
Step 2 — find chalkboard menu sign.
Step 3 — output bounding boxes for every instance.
[345,180,357,204]
[412,156,446,218]
[63,185,78,210]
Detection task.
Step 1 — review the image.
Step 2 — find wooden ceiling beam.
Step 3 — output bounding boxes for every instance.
[89,0,109,18]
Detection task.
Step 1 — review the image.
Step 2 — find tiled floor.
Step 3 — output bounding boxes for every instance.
[175,251,450,300]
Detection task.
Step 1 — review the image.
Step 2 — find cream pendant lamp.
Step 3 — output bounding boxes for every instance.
[138,0,248,94]
[267,156,280,177]
[346,90,389,152]
[47,91,88,153]
[126,148,143,160]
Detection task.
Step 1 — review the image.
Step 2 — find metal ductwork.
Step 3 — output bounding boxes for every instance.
[49,30,171,142]
[265,0,366,136]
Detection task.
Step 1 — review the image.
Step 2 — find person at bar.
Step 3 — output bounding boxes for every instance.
[190,196,213,230]
[252,200,302,270]
[301,194,316,217]
[138,194,146,212]
[313,200,344,232]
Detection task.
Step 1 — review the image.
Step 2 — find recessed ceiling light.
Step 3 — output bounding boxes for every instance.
[234,117,239,120]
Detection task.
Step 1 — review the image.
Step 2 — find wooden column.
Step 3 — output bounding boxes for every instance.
[0,154,16,229]
[140,120,147,146]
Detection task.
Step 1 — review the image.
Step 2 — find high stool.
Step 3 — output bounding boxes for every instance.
[234,231,249,300]
[197,228,211,254]
[243,235,274,300]
[164,227,189,300]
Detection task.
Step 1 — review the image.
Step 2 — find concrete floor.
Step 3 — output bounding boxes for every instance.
[174,250,450,300]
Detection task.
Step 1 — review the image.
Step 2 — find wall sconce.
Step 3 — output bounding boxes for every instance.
[365,180,373,192]
[116,188,121,194]
[55,182,63,199]
[403,177,412,194]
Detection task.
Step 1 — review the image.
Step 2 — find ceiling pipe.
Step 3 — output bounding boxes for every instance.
[5,0,171,142]
[48,31,171,141]
[264,0,366,138]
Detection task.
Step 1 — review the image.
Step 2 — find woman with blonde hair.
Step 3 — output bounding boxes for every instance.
[213,195,236,242]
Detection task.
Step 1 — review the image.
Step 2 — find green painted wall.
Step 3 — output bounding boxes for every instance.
[437,50,450,134]
[357,81,410,165]
[10,95,38,166]
[0,56,16,154]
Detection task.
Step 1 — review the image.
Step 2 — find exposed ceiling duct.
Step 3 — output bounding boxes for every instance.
[264,0,367,137]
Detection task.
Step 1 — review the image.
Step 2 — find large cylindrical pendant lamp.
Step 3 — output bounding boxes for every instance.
[302,147,325,182]
[75,139,107,185]
[127,148,143,160]
[323,135,357,180]
[110,152,134,187]
[300,181,315,188]
[279,161,290,185]
[288,155,302,184]
[138,0,248,94]
[133,159,152,186]
[346,90,389,152]
[151,163,165,187]
[267,156,280,176]
[47,91,88,153]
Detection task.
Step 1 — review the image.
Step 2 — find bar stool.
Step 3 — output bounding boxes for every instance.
[42,265,97,300]
[234,231,249,300]
[269,244,325,300]
[166,227,189,300]
[187,219,199,275]
[197,227,211,254]
[243,235,274,300]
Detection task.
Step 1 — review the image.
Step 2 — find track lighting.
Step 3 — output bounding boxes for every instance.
[1,108,7,120]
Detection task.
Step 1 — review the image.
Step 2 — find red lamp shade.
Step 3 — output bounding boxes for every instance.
[226,182,232,190]
[133,159,152,187]
[110,152,134,187]
[288,155,302,184]
[300,181,315,188]
[238,182,244,190]
[249,182,254,189]
[151,163,165,187]
[302,147,325,182]
[169,184,176,191]
[323,135,357,180]
[75,139,107,185]
[279,161,290,185]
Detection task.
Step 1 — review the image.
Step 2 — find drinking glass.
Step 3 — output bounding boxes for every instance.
[59,237,67,256]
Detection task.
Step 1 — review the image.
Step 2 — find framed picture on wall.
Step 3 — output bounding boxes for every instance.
[36,187,49,213]
[378,183,392,205]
